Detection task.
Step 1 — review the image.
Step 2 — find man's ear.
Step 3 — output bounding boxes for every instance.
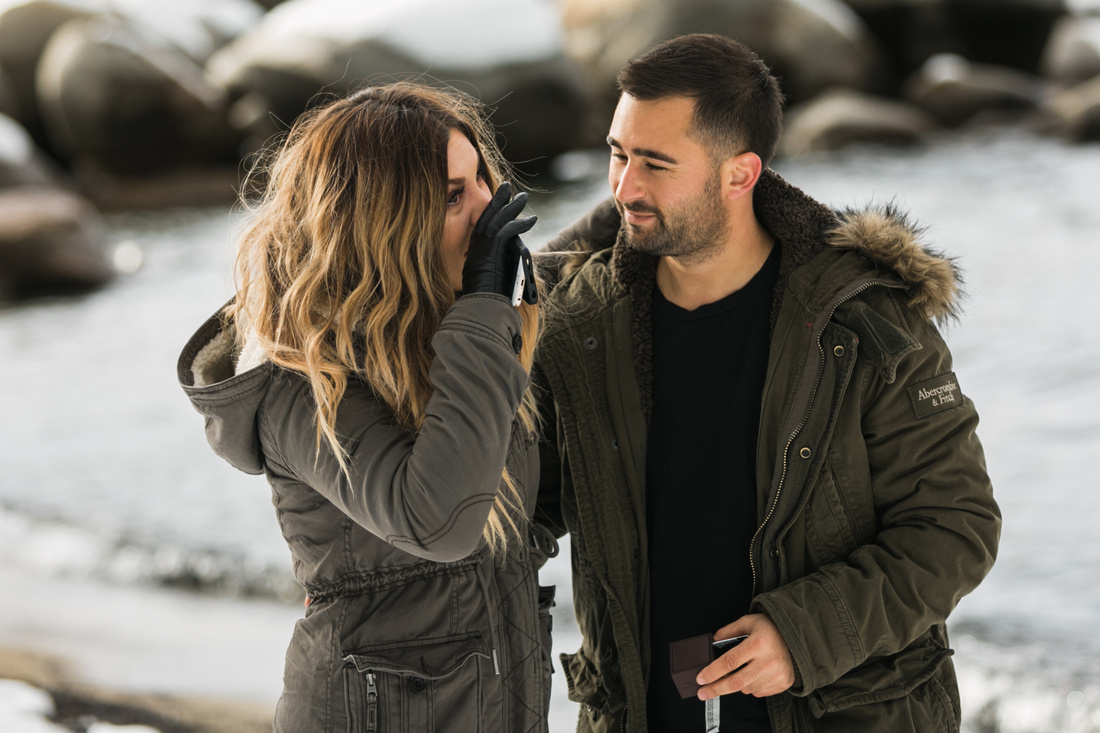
[720,152,763,202]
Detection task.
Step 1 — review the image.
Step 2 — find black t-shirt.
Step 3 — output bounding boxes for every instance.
[644,244,780,732]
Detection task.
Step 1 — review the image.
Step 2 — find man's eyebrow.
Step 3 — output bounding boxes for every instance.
[606,136,679,165]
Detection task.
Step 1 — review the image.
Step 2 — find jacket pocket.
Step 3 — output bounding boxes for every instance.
[343,632,492,733]
[804,458,864,569]
[561,645,626,717]
[807,631,954,718]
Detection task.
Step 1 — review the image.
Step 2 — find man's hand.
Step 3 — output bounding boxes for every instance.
[696,614,795,700]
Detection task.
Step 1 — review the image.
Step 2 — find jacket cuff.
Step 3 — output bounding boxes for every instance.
[444,293,525,354]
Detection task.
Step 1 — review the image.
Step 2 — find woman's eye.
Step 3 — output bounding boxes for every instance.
[447,187,464,207]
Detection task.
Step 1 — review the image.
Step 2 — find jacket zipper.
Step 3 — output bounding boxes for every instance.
[365,672,378,732]
[749,278,906,598]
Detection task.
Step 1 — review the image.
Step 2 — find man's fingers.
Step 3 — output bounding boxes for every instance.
[696,646,747,687]
[697,666,751,700]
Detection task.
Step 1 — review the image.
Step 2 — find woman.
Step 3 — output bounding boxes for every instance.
[176,82,553,732]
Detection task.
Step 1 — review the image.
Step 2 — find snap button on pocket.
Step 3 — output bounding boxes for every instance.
[769,546,780,558]
[512,333,523,353]
[833,345,845,357]
[583,337,598,350]
[409,677,427,693]
[799,447,812,459]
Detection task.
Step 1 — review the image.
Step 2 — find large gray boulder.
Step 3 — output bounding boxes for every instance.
[840,0,1063,81]
[779,87,939,157]
[0,0,261,153]
[0,1,98,140]
[560,0,885,115]
[207,0,588,167]
[105,0,264,66]
[903,53,1048,126]
[0,112,55,188]
[0,185,113,299]
[0,66,19,119]
[1042,16,1100,83]
[36,16,241,175]
[1039,74,1100,139]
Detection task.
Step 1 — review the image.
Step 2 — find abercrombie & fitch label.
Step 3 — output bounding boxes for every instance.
[909,372,963,419]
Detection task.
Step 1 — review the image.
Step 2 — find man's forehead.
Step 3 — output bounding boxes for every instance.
[608,94,701,158]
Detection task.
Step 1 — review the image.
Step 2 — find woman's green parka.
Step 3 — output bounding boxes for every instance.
[534,170,1001,732]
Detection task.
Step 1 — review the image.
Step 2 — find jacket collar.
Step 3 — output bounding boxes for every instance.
[593,168,962,419]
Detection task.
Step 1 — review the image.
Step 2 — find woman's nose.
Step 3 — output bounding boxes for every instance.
[469,180,493,225]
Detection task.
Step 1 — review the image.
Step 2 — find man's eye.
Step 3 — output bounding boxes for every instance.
[645,162,666,171]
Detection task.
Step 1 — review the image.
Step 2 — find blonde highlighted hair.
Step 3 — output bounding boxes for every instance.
[230,82,538,552]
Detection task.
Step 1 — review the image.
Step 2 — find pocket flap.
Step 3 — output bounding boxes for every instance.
[345,632,489,679]
[809,636,953,716]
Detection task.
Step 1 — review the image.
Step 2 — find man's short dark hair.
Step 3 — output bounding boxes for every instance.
[616,34,784,167]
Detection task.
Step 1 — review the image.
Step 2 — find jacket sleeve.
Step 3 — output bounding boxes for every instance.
[260,294,531,562]
[536,198,620,291]
[532,361,567,538]
[753,310,1001,694]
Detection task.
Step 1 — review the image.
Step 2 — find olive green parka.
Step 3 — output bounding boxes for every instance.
[534,170,1000,732]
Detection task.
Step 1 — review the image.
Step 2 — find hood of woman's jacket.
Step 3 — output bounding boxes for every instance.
[177,306,271,475]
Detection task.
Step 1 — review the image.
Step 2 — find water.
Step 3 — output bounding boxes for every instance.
[1,129,1099,731]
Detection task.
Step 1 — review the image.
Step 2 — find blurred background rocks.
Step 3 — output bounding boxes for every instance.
[0,0,1099,300]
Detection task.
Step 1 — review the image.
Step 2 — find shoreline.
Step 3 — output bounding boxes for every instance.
[0,645,272,732]
[0,567,299,732]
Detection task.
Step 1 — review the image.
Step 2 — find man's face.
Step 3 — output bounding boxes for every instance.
[607,94,727,259]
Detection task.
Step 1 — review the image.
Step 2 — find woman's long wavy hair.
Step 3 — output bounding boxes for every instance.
[229,82,538,553]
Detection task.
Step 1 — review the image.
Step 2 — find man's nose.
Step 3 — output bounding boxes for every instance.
[612,163,643,204]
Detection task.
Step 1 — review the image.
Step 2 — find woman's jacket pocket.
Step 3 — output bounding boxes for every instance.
[343,632,494,733]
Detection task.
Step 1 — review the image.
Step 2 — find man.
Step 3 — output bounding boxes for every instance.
[534,34,1000,732]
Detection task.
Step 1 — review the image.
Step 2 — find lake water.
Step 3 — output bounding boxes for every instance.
[1,128,1098,732]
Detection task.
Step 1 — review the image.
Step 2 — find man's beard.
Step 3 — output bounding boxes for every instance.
[618,174,727,262]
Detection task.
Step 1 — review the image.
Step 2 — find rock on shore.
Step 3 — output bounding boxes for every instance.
[780,88,939,156]
[36,16,242,175]
[0,186,114,299]
[207,0,588,166]
[0,112,54,188]
[559,0,886,126]
[0,0,1099,195]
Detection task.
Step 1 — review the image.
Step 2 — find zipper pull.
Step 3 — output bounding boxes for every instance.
[365,672,378,731]
[492,648,501,675]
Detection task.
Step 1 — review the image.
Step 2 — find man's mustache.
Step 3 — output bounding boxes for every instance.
[616,200,662,219]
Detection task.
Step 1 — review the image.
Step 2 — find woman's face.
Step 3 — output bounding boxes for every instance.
[441,129,493,291]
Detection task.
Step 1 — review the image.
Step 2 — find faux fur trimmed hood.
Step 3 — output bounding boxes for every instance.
[539,168,966,420]
[544,169,963,326]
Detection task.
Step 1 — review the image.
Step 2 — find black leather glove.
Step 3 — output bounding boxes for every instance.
[462,181,538,304]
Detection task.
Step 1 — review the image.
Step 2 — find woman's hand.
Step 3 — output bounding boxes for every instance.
[462,181,537,302]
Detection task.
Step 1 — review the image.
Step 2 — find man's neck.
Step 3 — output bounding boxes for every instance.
[655,217,775,311]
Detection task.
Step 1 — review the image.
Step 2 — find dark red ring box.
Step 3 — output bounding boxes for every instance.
[669,633,715,699]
